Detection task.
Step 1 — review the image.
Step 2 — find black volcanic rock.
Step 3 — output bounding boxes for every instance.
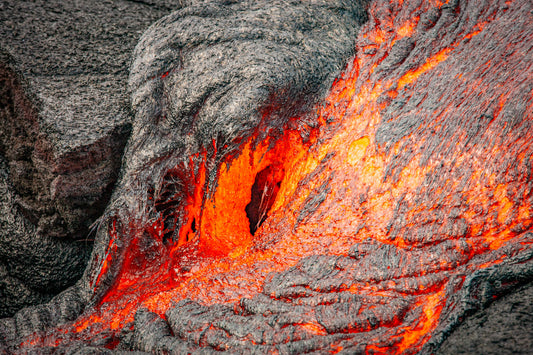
[437,282,533,355]
[0,0,183,317]
[0,155,89,317]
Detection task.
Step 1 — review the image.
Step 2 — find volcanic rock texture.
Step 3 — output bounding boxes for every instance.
[1,0,533,354]
[0,0,185,317]
[89,0,368,303]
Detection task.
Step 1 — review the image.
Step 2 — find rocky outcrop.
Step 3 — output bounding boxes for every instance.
[437,282,533,354]
[0,0,184,317]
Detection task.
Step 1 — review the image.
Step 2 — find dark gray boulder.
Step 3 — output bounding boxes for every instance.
[0,0,184,317]
[0,154,89,318]
[436,282,533,355]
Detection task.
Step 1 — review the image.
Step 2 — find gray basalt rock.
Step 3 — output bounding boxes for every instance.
[0,155,89,318]
[436,282,533,355]
[0,0,184,317]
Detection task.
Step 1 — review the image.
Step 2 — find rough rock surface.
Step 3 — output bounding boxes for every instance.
[122,240,532,354]
[437,282,533,355]
[0,0,183,317]
[0,156,89,317]
[0,0,369,341]
[90,0,369,301]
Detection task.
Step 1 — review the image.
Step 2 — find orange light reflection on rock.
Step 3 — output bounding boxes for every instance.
[396,289,446,353]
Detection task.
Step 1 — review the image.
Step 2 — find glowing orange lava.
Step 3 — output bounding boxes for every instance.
[19,0,533,353]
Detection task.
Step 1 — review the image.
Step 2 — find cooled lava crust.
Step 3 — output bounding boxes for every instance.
[1,0,532,354]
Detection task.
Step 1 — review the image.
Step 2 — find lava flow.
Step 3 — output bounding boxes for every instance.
[8,0,533,353]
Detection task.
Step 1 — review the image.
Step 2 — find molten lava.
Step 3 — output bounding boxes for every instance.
[14,0,533,353]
